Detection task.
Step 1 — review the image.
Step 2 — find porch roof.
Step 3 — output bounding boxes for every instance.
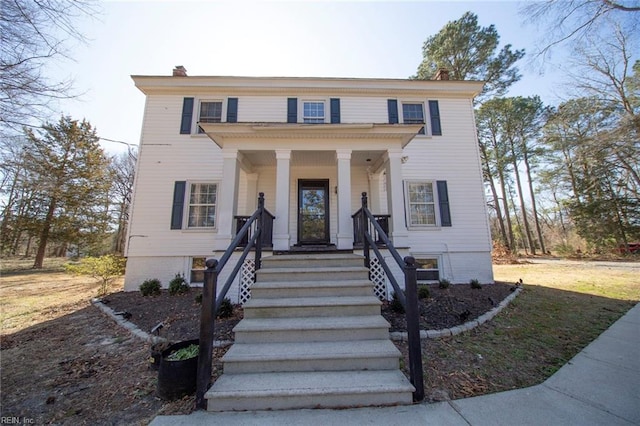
[197,122,424,149]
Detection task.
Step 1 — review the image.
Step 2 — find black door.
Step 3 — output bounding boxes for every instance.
[297,179,330,244]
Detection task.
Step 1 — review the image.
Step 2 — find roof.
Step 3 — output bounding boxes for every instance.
[131,74,484,98]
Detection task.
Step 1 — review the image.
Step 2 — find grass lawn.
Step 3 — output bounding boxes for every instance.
[420,260,639,401]
[0,257,123,334]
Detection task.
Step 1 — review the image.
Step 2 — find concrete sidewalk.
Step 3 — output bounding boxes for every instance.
[150,303,640,426]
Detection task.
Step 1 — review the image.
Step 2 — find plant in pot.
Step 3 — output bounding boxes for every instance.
[157,339,199,400]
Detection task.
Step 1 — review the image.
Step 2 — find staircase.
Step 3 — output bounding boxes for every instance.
[205,253,415,411]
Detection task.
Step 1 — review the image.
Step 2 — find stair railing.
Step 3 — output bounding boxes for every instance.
[359,192,424,402]
[196,192,269,409]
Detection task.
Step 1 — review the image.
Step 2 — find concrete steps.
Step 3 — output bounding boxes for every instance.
[233,315,391,343]
[207,370,413,411]
[205,253,414,412]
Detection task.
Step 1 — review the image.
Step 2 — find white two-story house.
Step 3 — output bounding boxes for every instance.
[124,67,493,298]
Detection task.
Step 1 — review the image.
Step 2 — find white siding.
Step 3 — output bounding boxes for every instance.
[237,96,287,122]
[341,97,389,123]
[125,85,493,291]
[401,98,491,253]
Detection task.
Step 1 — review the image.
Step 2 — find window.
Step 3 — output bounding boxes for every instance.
[190,257,206,283]
[406,181,436,226]
[303,101,325,123]
[388,99,442,136]
[402,103,426,134]
[415,257,439,281]
[197,101,222,133]
[187,183,217,228]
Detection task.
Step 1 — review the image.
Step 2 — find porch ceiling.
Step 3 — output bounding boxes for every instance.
[241,150,386,167]
[198,122,423,149]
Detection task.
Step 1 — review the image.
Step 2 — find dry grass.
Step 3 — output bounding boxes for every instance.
[419,260,639,401]
[0,257,124,335]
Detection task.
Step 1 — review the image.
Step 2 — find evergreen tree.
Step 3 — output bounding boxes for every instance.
[23,116,112,268]
[414,11,524,100]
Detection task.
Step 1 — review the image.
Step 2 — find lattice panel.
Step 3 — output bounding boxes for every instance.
[369,258,388,301]
[239,259,255,305]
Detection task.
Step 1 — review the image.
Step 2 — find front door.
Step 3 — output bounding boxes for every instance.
[297,179,330,245]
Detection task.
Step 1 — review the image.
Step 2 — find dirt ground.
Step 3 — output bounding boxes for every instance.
[1,270,513,425]
[3,257,636,424]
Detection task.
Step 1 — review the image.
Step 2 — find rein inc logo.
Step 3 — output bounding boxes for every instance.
[1,418,34,424]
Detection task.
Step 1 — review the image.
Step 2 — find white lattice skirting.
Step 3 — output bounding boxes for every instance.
[369,257,388,301]
[239,259,255,304]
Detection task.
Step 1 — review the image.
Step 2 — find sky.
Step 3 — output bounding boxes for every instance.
[52,1,580,155]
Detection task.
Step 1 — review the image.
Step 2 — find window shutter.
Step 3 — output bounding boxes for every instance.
[388,99,399,124]
[330,98,341,124]
[437,180,451,227]
[171,181,186,229]
[226,98,238,123]
[287,98,298,123]
[180,98,194,134]
[429,100,442,136]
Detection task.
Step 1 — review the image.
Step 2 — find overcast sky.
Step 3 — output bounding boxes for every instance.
[52,1,589,155]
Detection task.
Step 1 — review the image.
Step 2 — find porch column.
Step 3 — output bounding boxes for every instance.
[273,150,291,251]
[385,149,409,247]
[368,171,383,214]
[336,149,353,250]
[245,173,259,212]
[214,149,240,250]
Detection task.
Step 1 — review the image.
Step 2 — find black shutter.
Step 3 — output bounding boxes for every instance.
[171,181,186,229]
[287,98,298,123]
[429,100,442,136]
[330,98,341,124]
[437,180,451,227]
[388,99,399,124]
[180,98,194,134]
[226,98,238,123]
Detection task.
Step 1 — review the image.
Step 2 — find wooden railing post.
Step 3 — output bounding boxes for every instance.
[361,192,370,270]
[404,256,424,402]
[196,258,218,409]
[255,192,264,271]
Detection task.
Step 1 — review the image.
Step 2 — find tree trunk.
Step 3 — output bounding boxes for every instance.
[509,138,535,254]
[497,169,515,249]
[522,145,546,254]
[33,198,56,269]
[479,142,509,249]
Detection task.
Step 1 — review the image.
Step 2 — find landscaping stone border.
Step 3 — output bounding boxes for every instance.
[94,286,522,345]
[389,286,523,342]
[91,298,234,347]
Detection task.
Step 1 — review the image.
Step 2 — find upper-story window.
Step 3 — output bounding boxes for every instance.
[387,99,441,136]
[402,103,426,135]
[303,101,325,123]
[198,101,223,133]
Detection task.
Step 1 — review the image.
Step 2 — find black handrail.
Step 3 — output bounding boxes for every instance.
[359,192,424,402]
[196,192,269,409]
[235,208,275,247]
[352,209,390,247]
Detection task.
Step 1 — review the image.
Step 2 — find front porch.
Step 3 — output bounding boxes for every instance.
[197,122,422,253]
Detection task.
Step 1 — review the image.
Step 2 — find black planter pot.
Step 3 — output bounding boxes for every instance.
[157,339,199,400]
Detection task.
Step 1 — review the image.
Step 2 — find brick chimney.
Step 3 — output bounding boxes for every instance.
[433,69,449,81]
[172,66,187,77]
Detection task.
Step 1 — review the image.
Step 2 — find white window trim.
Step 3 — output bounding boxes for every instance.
[193,98,228,135]
[299,98,328,124]
[399,99,430,136]
[183,181,219,231]
[404,180,441,229]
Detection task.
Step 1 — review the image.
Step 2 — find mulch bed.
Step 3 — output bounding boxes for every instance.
[102,290,241,343]
[102,282,517,343]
